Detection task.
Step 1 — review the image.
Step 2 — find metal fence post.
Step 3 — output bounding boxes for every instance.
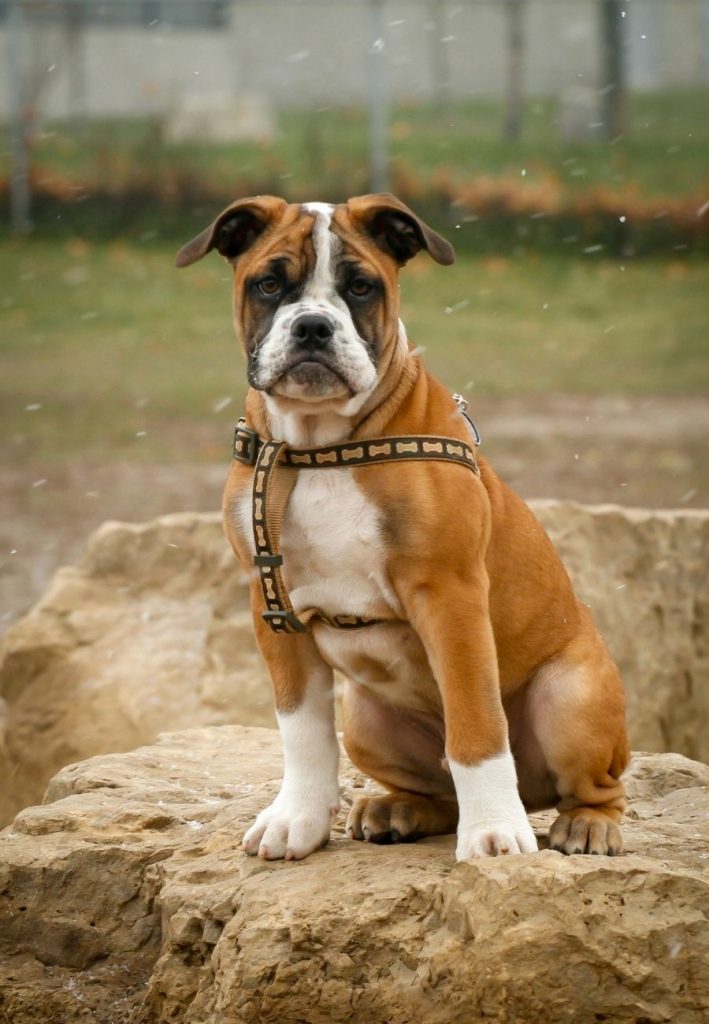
[503,0,526,140]
[7,0,32,234]
[367,0,389,193]
[600,0,626,139]
[703,0,709,83]
[429,0,451,112]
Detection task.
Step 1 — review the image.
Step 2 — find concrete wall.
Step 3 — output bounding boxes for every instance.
[1,0,708,120]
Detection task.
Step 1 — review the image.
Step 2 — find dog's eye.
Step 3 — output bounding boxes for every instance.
[257,276,281,297]
[348,277,374,298]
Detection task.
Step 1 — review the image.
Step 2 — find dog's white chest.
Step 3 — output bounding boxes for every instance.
[280,469,396,620]
[236,463,437,712]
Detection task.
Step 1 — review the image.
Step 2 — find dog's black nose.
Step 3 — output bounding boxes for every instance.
[291,314,335,350]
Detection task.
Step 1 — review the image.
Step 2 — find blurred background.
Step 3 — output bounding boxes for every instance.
[1,0,708,628]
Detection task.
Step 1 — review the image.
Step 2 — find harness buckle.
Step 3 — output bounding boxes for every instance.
[452,393,482,446]
[254,553,284,568]
[233,420,261,465]
[262,610,308,634]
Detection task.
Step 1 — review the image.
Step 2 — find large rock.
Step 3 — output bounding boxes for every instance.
[0,504,707,826]
[534,502,708,762]
[0,515,269,827]
[0,727,707,1024]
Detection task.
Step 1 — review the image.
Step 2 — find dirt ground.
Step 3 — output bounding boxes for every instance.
[1,393,707,634]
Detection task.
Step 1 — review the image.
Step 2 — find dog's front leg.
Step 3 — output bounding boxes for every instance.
[405,572,538,860]
[242,593,340,861]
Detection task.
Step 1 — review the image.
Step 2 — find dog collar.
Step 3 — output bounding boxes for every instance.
[233,416,480,635]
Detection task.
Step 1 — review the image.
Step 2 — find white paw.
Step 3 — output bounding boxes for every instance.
[242,794,339,861]
[456,817,538,861]
[450,750,539,861]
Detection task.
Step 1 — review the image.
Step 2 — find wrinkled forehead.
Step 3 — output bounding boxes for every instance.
[236,201,391,280]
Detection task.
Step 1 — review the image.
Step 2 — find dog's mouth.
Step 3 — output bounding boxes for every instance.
[270,354,352,398]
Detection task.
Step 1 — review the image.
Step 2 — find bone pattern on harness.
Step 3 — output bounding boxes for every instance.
[237,419,480,635]
[234,422,480,473]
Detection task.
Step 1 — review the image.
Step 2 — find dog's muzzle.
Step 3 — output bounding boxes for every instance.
[268,313,349,395]
[249,304,378,398]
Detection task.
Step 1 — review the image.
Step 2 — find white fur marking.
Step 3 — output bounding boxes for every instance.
[303,202,337,300]
[263,393,372,447]
[283,467,400,621]
[242,673,340,861]
[450,749,538,860]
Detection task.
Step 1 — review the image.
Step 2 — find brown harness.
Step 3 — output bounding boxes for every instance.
[233,406,480,635]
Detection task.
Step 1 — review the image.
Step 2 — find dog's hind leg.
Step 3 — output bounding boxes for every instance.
[342,682,458,844]
[519,609,629,855]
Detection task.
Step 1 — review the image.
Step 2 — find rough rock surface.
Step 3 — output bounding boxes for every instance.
[0,726,707,1024]
[0,515,269,826]
[534,502,708,761]
[1,504,707,826]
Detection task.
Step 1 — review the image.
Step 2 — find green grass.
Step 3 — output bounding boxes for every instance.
[4,91,708,226]
[391,90,709,197]
[2,92,706,256]
[402,254,709,394]
[1,240,706,461]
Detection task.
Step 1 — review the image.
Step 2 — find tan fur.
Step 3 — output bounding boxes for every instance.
[196,194,630,857]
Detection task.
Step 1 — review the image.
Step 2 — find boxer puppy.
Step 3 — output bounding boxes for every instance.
[176,194,629,862]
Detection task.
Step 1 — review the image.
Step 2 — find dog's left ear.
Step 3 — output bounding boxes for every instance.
[175,196,287,268]
[347,193,455,266]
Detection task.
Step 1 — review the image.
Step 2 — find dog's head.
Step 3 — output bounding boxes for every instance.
[176,194,454,411]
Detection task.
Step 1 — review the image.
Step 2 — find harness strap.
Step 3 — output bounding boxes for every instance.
[235,421,480,473]
[237,419,480,635]
[251,439,302,633]
[251,440,380,634]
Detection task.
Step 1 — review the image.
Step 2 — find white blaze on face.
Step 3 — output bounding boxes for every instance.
[302,201,338,302]
[251,201,378,403]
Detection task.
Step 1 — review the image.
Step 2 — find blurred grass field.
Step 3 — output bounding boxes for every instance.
[20,91,709,203]
[1,239,707,462]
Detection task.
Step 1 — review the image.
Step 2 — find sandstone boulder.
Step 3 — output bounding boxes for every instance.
[536,502,708,762]
[0,504,707,827]
[0,514,270,826]
[0,727,707,1024]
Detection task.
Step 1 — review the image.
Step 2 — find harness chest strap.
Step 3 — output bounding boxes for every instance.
[235,420,481,635]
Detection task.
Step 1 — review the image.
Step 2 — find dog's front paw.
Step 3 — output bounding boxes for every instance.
[451,750,539,861]
[242,794,339,861]
[456,818,538,861]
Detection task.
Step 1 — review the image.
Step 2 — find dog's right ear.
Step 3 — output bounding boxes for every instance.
[175,196,287,268]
